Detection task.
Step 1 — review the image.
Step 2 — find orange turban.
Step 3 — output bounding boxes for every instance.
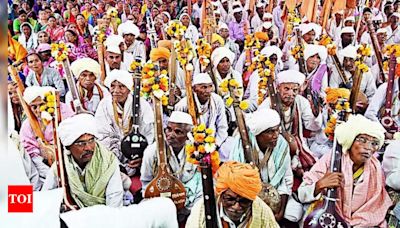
[254,31,269,41]
[325,87,350,104]
[158,40,172,51]
[150,47,171,62]
[215,161,262,200]
[211,33,225,46]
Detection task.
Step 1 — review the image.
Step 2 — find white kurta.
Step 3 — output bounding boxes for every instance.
[175,93,229,147]
[329,68,377,101]
[382,140,400,191]
[65,83,110,114]
[94,95,154,165]
[124,40,146,64]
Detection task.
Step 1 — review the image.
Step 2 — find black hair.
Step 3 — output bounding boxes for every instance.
[26,52,43,62]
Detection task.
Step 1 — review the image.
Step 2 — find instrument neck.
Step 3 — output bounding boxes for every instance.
[132,77,141,126]
[153,96,168,166]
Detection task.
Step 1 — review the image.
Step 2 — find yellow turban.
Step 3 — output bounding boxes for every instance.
[325,87,350,104]
[335,114,386,154]
[212,33,225,46]
[150,47,171,62]
[215,161,262,200]
[254,31,269,41]
[158,40,172,51]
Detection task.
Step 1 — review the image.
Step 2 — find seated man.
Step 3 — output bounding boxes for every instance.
[141,111,202,223]
[20,86,74,188]
[67,58,110,113]
[175,73,228,150]
[186,161,279,227]
[298,115,392,227]
[230,108,293,225]
[42,113,124,208]
[95,69,154,195]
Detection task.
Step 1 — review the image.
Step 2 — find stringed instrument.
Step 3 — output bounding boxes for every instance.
[121,58,148,165]
[304,100,349,228]
[349,66,369,115]
[52,91,78,211]
[366,18,385,84]
[144,94,187,209]
[380,53,400,133]
[167,38,178,115]
[62,58,92,115]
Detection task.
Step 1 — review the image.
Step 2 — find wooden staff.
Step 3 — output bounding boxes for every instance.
[366,18,385,84]
[199,159,218,228]
[187,0,192,16]
[96,19,107,85]
[8,62,47,144]
[53,92,78,211]
[228,84,253,163]
[349,63,367,115]
[168,39,178,115]
[144,95,187,209]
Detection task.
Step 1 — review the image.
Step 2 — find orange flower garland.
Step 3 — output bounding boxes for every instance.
[324,88,351,141]
[196,38,212,69]
[50,42,69,62]
[318,34,337,56]
[382,44,400,77]
[186,124,220,174]
[141,61,169,105]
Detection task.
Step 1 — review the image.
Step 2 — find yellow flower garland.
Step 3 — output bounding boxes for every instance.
[196,38,212,69]
[186,123,220,174]
[166,20,187,40]
[354,44,372,73]
[39,91,56,125]
[141,61,169,105]
[106,7,118,18]
[50,42,69,62]
[174,39,196,71]
[382,44,400,77]
[219,78,248,110]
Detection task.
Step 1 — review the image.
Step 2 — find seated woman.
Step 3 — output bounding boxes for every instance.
[298,114,392,227]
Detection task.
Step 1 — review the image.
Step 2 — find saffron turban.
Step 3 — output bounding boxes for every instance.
[215,161,262,200]
[58,113,97,146]
[211,33,225,46]
[150,47,171,62]
[23,86,55,104]
[246,108,281,136]
[158,40,172,51]
[211,47,235,68]
[304,44,327,62]
[104,70,133,92]
[276,70,305,85]
[335,114,386,154]
[254,31,269,41]
[325,87,350,104]
[70,58,101,79]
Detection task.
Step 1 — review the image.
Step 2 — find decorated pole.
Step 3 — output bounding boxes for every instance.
[186,124,220,228]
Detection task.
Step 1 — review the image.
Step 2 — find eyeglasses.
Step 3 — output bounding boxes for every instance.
[222,194,252,208]
[354,136,380,149]
[73,138,96,147]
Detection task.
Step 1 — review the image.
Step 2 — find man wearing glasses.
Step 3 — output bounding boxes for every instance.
[42,113,124,208]
[186,161,279,227]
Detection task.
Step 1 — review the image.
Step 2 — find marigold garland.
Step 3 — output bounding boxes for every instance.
[141,61,169,105]
[50,42,69,62]
[40,90,56,125]
[186,123,220,174]
[324,88,351,141]
[196,38,212,69]
[286,10,301,38]
[290,44,304,60]
[247,54,276,104]
[382,44,400,77]
[174,39,196,71]
[130,59,142,72]
[354,44,372,73]
[166,20,187,40]
[318,34,337,56]
[219,78,248,110]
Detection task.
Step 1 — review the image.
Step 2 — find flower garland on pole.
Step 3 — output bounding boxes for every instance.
[248,54,276,105]
[324,88,351,141]
[382,44,400,77]
[355,44,372,73]
[140,61,169,106]
[185,124,220,174]
[219,78,249,110]
[196,38,212,71]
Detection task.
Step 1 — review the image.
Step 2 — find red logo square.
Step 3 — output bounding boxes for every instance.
[8,185,33,213]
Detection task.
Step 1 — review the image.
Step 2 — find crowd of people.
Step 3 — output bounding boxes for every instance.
[7,0,400,227]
